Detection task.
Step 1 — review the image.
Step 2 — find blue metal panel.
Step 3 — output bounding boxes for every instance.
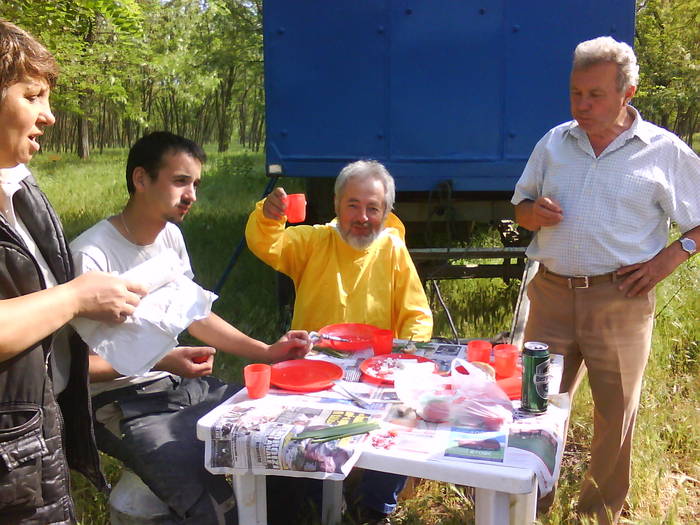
[389,1,504,160]
[264,1,387,160]
[503,1,636,160]
[263,0,636,193]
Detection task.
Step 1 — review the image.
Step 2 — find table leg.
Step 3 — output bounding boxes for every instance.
[510,476,537,525]
[474,488,511,525]
[321,479,343,525]
[233,473,267,525]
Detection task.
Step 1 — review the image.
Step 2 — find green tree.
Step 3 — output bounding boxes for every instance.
[1,0,266,153]
[635,0,700,145]
[0,0,144,157]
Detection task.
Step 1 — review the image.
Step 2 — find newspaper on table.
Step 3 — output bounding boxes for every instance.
[206,387,396,480]
[203,341,568,493]
[368,390,569,495]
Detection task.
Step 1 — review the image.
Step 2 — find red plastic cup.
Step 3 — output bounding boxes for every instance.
[467,340,492,363]
[372,329,394,355]
[493,344,518,378]
[244,363,271,399]
[285,193,306,223]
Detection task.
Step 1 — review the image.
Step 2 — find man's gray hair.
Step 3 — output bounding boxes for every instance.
[334,160,395,215]
[573,36,639,92]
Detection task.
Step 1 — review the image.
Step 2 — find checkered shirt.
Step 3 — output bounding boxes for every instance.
[511,107,700,276]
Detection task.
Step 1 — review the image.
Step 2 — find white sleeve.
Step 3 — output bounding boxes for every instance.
[511,134,548,206]
[167,224,194,279]
[660,141,700,233]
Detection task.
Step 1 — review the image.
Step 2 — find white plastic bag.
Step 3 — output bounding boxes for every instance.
[393,361,454,423]
[71,251,217,375]
[449,359,513,430]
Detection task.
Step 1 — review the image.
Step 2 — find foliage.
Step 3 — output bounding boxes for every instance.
[2,0,697,154]
[635,0,700,143]
[0,0,265,155]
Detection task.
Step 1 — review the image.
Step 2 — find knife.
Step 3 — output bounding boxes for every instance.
[310,331,351,344]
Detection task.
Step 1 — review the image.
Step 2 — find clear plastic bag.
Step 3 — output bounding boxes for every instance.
[449,359,513,430]
[393,362,454,423]
[393,359,514,428]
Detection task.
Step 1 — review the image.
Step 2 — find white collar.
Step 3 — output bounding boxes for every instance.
[0,164,31,186]
[0,164,30,225]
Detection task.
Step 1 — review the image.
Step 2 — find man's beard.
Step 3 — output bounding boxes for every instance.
[338,224,381,250]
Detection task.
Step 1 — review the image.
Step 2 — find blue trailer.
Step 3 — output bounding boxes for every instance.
[263,0,634,202]
[256,0,636,336]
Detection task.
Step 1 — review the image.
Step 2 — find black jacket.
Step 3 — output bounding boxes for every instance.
[0,175,105,524]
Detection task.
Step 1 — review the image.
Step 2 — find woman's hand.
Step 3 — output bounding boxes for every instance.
[68,271,148,323]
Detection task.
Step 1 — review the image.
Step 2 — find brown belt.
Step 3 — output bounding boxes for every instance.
[540,265,618,289]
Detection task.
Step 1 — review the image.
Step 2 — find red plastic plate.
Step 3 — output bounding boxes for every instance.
[270,360,343,392]
[360,353,436,385]
[317,323,379,351]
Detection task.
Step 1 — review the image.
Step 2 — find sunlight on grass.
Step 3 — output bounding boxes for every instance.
[28,149,699,524]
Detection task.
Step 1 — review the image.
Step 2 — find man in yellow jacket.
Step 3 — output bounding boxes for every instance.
[245,159,432,341]
[245,159,432,523]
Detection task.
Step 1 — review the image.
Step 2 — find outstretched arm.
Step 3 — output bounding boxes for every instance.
[0,272,146,362]
[188,312,311,363]
[617,225,700,297]
[89,346,216,382]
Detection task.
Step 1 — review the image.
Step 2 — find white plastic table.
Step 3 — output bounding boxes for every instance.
[197,354,564,525]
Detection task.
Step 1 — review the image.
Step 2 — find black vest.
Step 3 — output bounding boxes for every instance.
[0,175,105,524]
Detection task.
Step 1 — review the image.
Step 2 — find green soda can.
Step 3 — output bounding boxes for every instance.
[521,341,550,413]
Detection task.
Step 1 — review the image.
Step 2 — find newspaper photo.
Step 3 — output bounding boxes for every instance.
[207,394,378,480]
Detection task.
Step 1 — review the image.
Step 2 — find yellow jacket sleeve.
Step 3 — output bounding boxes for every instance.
[244,199,313,281]
[387,221,432,341]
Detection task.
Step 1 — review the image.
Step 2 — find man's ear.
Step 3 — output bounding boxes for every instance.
[132,167,149,192]
[624,84,636,104]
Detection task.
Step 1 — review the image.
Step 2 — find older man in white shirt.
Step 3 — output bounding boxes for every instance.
[512,37,700,524]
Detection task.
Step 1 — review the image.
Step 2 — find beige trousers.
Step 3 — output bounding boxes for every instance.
[524,268,655,524]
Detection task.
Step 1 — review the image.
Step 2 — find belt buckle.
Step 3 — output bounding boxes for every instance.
[568,275,589,289]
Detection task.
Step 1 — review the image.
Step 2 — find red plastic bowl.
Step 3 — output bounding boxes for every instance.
[317,323,380,351]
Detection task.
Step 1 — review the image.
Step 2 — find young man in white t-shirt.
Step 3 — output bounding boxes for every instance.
[71,131,311,525]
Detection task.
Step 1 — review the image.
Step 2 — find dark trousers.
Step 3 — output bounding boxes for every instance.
[93,376,241,524]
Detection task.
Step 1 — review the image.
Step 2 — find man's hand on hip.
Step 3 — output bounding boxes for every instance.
[616,250,679,297]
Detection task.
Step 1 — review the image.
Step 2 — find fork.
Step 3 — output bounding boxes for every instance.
[343,368,361,382]
[333,383,371,409]
[343,358,363,382]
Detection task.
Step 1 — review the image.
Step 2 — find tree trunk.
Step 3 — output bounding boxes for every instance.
[77,112,90,159]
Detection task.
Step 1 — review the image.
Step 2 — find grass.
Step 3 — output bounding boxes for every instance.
[30,148,699,524]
